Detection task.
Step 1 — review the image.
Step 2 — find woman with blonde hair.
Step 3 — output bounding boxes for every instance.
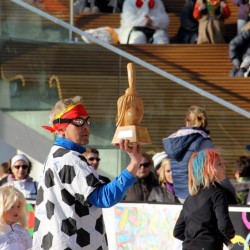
[148,158,179,203]
[0,185,32,249]
[162,106,214,203]
[174,149,235,250]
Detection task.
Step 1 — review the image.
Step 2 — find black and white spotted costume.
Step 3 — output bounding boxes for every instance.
[33,145,107,250]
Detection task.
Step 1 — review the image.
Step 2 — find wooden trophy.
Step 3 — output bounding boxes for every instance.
[112,62,151,144]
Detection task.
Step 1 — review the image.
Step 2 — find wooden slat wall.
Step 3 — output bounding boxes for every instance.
[1,41,249,178]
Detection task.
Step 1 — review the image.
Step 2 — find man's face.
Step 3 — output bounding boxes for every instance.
[86,152,100,170]
[136,156,152,179]
[60,116,90,145]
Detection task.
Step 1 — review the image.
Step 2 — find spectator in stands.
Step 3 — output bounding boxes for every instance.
[73,0,99,14]
[233,0,250,34]
[74,0,115,14]
[124,152,159,201]
[231,156,250,204]
[0,162,10,186]
[152,151,168,177]
[2,154,37,200]
[118,0,170,44]
[193,0,231,44]
[115,0,125,12]
[162,106,214,203]
[176,0,199,43]
[229,21,250,77]
[83,147,111,183]
[148,158,179,203]
[174,149,235,250]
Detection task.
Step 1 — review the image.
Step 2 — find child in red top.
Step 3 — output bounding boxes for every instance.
[193,0,231,43]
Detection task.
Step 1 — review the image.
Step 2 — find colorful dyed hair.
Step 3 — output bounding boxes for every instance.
[188,149,223,195]
[0,186,28,232]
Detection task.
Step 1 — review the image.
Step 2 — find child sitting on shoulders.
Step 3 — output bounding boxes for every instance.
[174,149,235,250]
[0,185,32,250]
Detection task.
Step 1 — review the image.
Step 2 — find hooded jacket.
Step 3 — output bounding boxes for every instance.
[162,127,214,199]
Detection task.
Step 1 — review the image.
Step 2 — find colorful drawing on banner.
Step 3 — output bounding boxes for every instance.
[244,233,250,250]
[242,212,250,230]
[114,205,182,250]
[27,203,35,237]
[228,212,250,250]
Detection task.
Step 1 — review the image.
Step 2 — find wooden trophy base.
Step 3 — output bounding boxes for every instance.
[112,125,151,144]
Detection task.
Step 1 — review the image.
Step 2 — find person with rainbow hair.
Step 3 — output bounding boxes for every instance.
[173,149,235,250]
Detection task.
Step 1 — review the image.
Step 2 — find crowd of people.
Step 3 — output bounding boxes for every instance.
[31,0,250,76]
[0,95,249,249]
[72,0,250,77]
[2,1,250,249]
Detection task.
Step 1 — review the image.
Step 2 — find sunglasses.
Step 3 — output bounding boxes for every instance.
[53,117,91,127]
[140,162,151,168]
[14,165,28,170]
[88,157,100,162]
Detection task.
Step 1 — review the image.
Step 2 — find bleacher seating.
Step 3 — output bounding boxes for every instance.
[1,0,239,42]
[74,0,239,43]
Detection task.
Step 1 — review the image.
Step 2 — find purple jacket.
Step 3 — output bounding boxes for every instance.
[233,0,250,21]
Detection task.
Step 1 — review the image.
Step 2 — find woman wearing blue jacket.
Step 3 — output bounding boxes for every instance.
[162,106,214,203]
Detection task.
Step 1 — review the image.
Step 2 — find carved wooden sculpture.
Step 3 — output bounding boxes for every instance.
[116,63,144,126]
[112,63,151,144]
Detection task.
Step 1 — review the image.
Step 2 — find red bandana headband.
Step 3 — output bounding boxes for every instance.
[42,103,88,133]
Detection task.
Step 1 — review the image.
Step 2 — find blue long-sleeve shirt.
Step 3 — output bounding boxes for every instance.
[88,169,136,208]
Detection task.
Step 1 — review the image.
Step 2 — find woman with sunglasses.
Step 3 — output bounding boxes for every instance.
[148,158,179,203]
[2,154,37,200]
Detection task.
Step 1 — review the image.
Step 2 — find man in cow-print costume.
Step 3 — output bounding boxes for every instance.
[33,95,142,250]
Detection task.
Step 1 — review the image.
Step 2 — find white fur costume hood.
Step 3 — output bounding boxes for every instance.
[118,0,170,44]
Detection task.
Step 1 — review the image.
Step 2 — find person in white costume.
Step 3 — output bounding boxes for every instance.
[118,0,170,44]
[0,186,32,250]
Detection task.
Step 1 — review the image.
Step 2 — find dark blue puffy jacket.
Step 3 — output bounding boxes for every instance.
[162,127,214,199]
